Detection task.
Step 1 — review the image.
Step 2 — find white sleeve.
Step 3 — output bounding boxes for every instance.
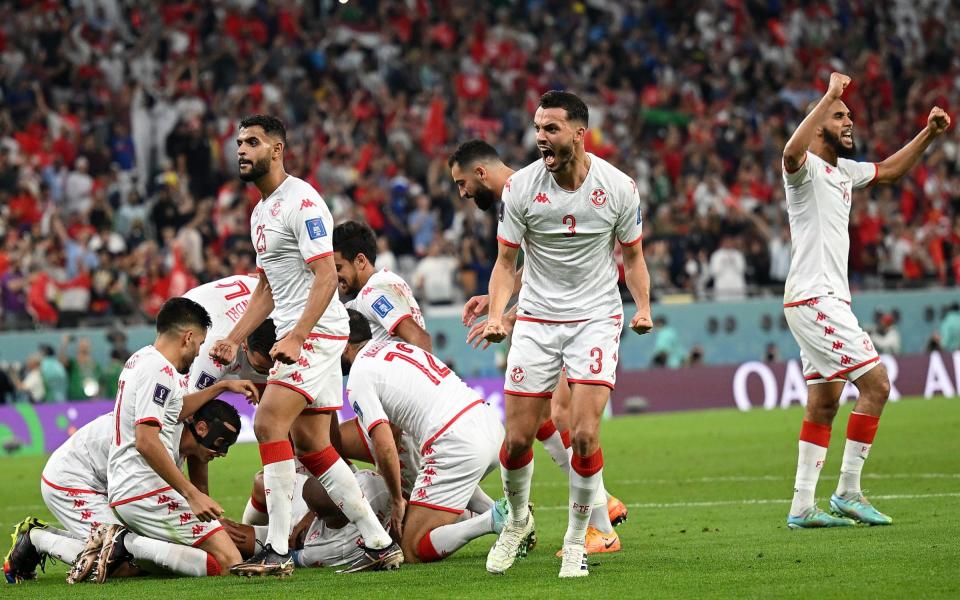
[840,158,879,190]
[187,347,231,393]
[347,372,390,435]
[360,285,415,336]
[496,177,525,248]
[132,362,174,429]
[783,151,815,188]
[286,187,334,263]
[615,177,643,246]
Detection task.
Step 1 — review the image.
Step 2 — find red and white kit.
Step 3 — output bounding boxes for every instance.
[40,414,118,537]
[346,341,503,513]
[251,175,349,409]
[782,151,880,383]
[183,274,267,392]
[497,153,643,395]
[346,269,425,343]
[107,346,216,547]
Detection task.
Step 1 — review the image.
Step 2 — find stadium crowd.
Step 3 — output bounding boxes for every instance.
[1,0,959,330]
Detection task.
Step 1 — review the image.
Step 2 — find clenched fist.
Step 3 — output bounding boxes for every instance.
[927,107,951,135]
[827,72,851,100]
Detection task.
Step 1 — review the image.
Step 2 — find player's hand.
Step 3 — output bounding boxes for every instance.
[482,319,509,344]
[390,497,407,539]
[288,512,314,550]
[927,107,951,135]
[270,334,303,365]
[221,518,249,547]
[186,490,224,522]
[220,379,260,404]
[462,295,490,326]
[468,314,516,349]
[210,339,240,364]
[827,72,851,99]
[630,312,654,335]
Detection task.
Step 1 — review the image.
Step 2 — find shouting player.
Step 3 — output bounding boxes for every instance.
[449,139,629,554]
[333,221,431,350]
[781,72,951,528]
[210,114,400,576]
[481,91,652,578]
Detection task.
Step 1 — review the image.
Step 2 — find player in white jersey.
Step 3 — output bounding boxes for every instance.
[340,310,511,563]
[183,274,277,392]
[209,115,400,576]
[480,91,652,578]
[333,220,432,350]
[5,401,245,584]
[781,73,951,529]
[449,139,630,553]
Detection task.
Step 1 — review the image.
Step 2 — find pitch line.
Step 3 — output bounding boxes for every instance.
[532,472,960,487]
[534,492,960,511]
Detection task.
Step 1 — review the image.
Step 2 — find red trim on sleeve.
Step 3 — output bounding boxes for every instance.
[192,525,225,548]
[109,486,174,508]
[134,417,162,428]
[866,163,879,187]
[496,235,520,249]
[408,500,464,515]
[266,380,314,403]
[619,234,643,247]
[41,476,106,496]
[366,419,390,435]
[305,251,333,264]
[353,418,375,463]
[566,378,615,390]
[387,313,413,336]
[420,400,484,454]
[503,389,552,398]
[783,154,807,174]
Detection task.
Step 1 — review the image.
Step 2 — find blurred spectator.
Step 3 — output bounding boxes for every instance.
[709,236,747,300]
[100,349,126,400]
[869,313,902,355]
[764,343,780,365]
[0,361,15,404]
[13,355,44,404]
[60,335,102,400]
[38,345,66,403]
[768,226,791,284]
[650,316,685,368]
[938,303,960,352]
[413,238,458,306]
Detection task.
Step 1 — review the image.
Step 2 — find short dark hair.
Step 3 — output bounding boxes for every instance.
[239,114,287,144]
[246,318,276,357]
[333,221,378,264]
[156,297,212,335]
[347,308,372,344]
[194,399,241,432]
[539,90,589,127]
[447,139,502,169]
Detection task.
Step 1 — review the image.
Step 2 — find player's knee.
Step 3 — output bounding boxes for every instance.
[209,547,241,574]
[503,433,533,458]
[569,428,598,457]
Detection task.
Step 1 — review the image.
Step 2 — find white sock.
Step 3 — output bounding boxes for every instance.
[263,459,297,554]
[588,473,614,533]
[466,486,494,514]
[125,532,210,576]
[565,463,602,546]
[501,450,533,524]
[790,441,828,516]
[424,512,496,558]
[317,458,392,549]
[242,498,269,525]
[836,439,871,497]
[539,430,570,473]
[252,525,269,547]
[30,528,84,563]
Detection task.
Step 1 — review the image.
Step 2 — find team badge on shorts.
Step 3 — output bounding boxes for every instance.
[510,367,525,384]
[372,295,394,318]
[590,187,607,208]
[153,384,170,407]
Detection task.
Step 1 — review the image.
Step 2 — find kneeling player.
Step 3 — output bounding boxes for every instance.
[341,310,518,563]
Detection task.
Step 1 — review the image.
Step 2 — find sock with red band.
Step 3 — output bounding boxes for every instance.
[125,532,213,576]
[565,448,603,546]
[536,420,570,473]
[416,510,496,562]
[500,444,533,524]
[836,412,881,497]
[260,440,296,554]
[242,496,268,525]
[790,420,831,516]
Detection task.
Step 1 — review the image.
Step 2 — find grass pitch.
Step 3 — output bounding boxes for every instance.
[2,397,958,599]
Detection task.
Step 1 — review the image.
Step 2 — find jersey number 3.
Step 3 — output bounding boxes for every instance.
[563,215,576,237]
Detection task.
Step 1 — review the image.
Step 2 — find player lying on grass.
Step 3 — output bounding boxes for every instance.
[339,309,521,563]
[4,399,243,584]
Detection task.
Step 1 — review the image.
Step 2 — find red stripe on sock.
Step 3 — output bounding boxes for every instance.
[535,419,558,442]
[571,448,604,477]
[206,553,221,576]
[499,444,533,470]
[799,420,832,448]
[300,446,340,477]
[416,531,443,563]
[560,429,571,449]
[846,412,880,444]
[259,440,294,465]
[250,496,267,513]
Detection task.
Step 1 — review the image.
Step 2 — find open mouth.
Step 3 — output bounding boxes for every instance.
[540,147,556,167]
[840,130,853,144]
[239,160,253,167]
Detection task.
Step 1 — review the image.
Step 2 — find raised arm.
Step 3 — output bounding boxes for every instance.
[783,72,851,172]
[875,107,951,185]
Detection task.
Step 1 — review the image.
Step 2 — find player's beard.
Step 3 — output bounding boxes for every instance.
[541,142,575,173]
[238,156,271,182]
[472,186,497,211]
[822,129,857,159]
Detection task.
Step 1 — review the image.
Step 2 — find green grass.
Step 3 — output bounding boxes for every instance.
[3,397,959,599]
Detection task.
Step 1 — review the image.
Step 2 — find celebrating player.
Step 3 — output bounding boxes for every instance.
[341,310,513,563]
[449,139,629,554]
[780,73,951,528]
[3,400,243,584]
[333,221,432,350]
[210,115,400,576]
[480,91,652,577]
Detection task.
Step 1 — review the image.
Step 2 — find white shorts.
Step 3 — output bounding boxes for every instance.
[784,297,880,384]
[505,315,623,397]
[410,402,503,514]
[111,488,223,548]
[40,475,117,538]
[268,331,347,412]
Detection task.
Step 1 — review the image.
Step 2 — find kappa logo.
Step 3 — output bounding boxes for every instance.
[590,187,608,208]
[305,217,327,240]
[372,295,395,318]
[840,355,854,366]
[832,341,844,351]
[153,383,171,407]
[415,489,428,500]
[825,166,833,174]
[161,366,174,377]
[73,499,87,508]
[534,192,550,204]
[179,512,194,525]
[824,326,836,336]
[157,494,172,505]
[196,372,216,390]
[300,198,316,211]
[297,357,309,368]
[510,366,525,384]
[290,372,304,384]
[191,524,206,538]
[167,501,181,514]
[361,286,374,298]
[270,200,282,217]
[80,510,93,521]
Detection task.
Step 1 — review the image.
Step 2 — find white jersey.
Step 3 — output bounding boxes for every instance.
[251,175,348,338]
[345,269,425,343]
[184,274,267,392]
[42,413,114,493]
[497,153,643,320]
[346,341,483,453]
[782,151,877,305]
[108,346,187,507]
